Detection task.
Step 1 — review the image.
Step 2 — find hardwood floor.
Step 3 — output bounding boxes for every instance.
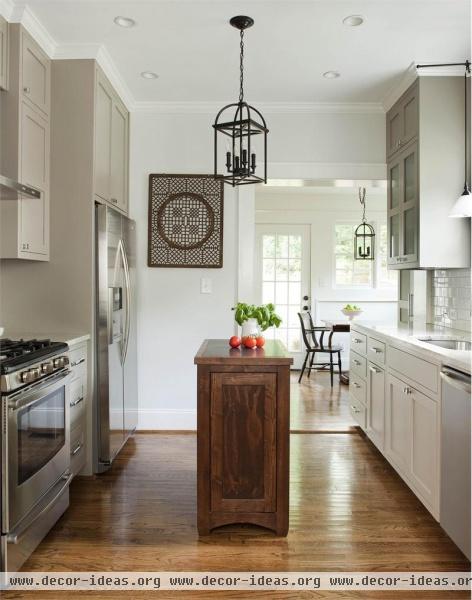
[290,370,356,432]
[5,375,469,600]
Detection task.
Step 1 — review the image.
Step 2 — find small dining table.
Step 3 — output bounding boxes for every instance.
[320,319,352,384]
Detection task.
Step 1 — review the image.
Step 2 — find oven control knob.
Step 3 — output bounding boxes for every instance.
[53,357,64,368]
[30,368,40,379]
[41,362,53,374]
[20,370,32,383]
[20,369,38,383]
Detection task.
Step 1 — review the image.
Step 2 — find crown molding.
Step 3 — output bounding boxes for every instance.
[132,100,385,115]
[0,0,15,20]
[382,60,468,111]
[5,3,56,57]
[95,45,134,109]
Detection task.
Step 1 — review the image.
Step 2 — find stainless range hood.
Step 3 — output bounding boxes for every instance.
[0,174,41,199]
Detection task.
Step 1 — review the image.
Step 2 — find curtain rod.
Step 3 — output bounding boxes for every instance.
[416,61,470,72]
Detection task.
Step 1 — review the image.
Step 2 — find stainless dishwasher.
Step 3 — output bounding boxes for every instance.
[440,366,471,559]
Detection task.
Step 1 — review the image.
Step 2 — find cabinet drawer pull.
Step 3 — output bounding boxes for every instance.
[71,442,83,456]
[110,197,118,204]
[353,359,361,366]
[403,387,412,395]
[350,404,361,414]
[353,382,361,389]
[370,366,381,374]
[371,347,382,354]
[71,358,85,367]
[353,338,363,344]
[70,396,84,407]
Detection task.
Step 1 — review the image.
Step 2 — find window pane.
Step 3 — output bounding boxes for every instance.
[287,328,301,352]
[275,259,288,281]
[262,259,275,280]
[288,282,301,304]
[262,282,275,304]
[288,259,301,281]
[263,235,275,258]
[289,235,302,258]
[275,282,288,304]
[275,235,289,258]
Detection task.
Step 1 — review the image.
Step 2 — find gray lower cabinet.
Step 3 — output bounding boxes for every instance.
[69,342,88,477]
[94,68,129,214]
[386,76,470,270]
[367,362,385,451]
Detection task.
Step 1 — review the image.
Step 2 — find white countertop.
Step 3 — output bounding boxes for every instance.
[1,330,91,348]
[350,321,471,374]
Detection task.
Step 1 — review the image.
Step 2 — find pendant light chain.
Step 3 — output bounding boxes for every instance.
[239,29,245,103]
[465,61,470,187]
[359,187,366,222]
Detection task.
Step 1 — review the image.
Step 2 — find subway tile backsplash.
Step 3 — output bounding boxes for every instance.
[431,269,471,332]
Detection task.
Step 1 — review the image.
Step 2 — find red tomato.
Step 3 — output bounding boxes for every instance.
[255,336,265,348]
[243,337,257,349]
[229,336,241,348]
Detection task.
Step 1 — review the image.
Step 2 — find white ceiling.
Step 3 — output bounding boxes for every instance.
[4,0,471,105]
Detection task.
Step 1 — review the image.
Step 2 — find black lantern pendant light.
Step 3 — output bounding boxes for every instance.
[213,16,268,187]
[354,187,375,260]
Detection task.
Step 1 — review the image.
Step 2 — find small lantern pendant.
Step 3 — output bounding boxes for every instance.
[354,187,375,260]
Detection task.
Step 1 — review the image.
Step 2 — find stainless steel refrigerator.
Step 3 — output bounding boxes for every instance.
[95,203,138,473]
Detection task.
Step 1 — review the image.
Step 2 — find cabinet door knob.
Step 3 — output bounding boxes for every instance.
[23,86,30,93]
[303,295,309,301]
[110,198,118,204]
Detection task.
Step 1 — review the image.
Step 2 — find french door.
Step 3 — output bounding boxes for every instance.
[255,224,311,368]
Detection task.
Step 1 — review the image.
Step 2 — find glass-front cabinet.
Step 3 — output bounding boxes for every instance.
[387,140,418,268]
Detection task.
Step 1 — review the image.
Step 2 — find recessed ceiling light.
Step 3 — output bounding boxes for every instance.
[323,71,340,79]
[114,16,135,28]
[141,71,159,79]
[343,15,364,27]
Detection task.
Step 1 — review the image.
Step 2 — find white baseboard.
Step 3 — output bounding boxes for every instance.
[137,409,196,431]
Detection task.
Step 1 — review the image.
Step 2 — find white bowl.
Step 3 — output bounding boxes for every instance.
[341,309,362,320]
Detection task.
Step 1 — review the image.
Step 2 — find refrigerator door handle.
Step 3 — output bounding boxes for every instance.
[107,287,114,345]
[119,238,131,365]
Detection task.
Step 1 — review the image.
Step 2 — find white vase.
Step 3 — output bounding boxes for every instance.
[242,318,259,338]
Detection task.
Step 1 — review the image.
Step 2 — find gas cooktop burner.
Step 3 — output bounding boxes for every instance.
[0,338,69,375]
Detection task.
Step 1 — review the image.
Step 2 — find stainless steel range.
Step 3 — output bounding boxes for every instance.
[1,339,72,573]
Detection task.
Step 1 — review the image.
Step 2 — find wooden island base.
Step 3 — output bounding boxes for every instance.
[194,339,293,536]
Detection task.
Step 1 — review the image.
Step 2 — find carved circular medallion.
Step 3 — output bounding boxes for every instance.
[156,192,215,250]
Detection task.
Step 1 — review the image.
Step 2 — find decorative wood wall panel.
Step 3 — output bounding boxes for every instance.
[148,174,223,268]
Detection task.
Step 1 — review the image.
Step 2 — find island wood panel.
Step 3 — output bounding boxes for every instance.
[210,372,277,513]
[195,339,292,536]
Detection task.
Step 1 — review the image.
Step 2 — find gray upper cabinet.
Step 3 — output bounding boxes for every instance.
[386,83,418,159]
[0,24,50,261]
[387,140,418,267]
[110,99,129,212]
[94,73,113,202]
[94,68,129,214]
[20,30,50,116]
[0,15,8,90]
[386,77,470,270]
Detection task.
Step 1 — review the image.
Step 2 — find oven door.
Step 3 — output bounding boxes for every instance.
[5,370,71,531]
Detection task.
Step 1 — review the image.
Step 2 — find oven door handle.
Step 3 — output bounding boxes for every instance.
[8,370,72,412]
[7,471,73,544]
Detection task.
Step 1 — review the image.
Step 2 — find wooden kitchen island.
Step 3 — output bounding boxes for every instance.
[194,339,293,536]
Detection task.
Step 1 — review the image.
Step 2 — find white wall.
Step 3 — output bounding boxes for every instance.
[129,109,387,429]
